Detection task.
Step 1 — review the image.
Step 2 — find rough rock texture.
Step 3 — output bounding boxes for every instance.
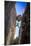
[5,1,16,45]
[21,3,30,44]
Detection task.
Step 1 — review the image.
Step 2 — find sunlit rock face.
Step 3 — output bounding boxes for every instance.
[16,15,22,44]
[5,1,16,45]
[16,20,21,37]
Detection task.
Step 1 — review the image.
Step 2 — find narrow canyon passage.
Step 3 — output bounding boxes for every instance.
[5,1,22,44]
[5,1,30,45]
[15,16,22,44]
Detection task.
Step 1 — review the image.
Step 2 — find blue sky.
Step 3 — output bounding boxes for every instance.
[15,2,27,38]
[16,2,27,16]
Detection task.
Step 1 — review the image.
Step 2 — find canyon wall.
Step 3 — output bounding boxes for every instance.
[5,1,16,45]
[21,3,30,44]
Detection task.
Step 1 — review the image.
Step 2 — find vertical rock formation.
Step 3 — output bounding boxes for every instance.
[5,1,16,45]
[21,3,30,44]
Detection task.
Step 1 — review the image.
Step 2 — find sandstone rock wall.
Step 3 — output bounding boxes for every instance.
[5,1,16,45]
